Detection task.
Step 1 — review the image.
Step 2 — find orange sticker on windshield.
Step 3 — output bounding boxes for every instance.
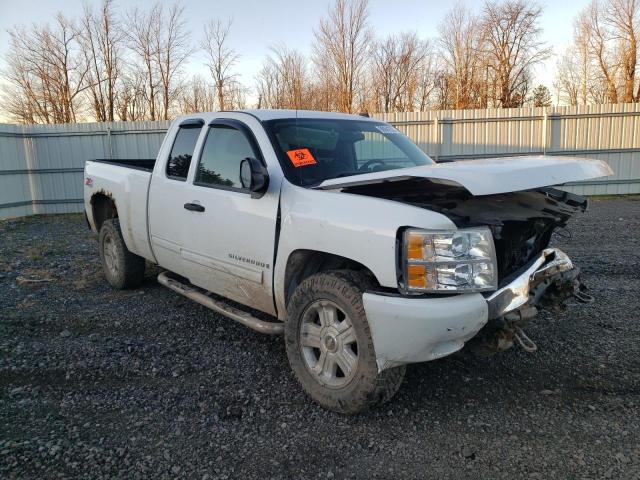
[287,148,317,167]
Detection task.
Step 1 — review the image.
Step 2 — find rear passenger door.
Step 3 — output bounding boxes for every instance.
[180,119,280,316]
[148,119,204,276]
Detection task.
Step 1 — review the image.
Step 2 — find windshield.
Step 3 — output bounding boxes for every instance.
[262,118,434,187]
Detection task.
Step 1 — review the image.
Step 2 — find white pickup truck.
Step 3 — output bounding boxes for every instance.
[84,109,612,413]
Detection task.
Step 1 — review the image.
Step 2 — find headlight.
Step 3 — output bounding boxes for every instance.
[402,227,497,293]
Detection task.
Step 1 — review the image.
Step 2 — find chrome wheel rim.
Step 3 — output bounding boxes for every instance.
[300,299,358,389]
[103,234,119,276]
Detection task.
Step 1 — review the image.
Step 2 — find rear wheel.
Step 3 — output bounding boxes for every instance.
[98,218,145,289]
[285,270,405,414]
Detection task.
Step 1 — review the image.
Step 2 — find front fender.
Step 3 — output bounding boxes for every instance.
[273,181,456,320]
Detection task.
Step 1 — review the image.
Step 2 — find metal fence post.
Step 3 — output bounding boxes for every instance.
[22,127,39,216]
[433,116,440,162]
[106,125,113,160]
[542,110,548,155]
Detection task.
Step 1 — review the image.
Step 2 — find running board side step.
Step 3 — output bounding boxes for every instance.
[157,272,284,335]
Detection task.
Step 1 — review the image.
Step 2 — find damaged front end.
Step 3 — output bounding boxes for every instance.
[471,248,593,355]
[343,179,594,355]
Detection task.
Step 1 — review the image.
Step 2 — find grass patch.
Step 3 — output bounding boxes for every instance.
[20,238,71,262]
[16,268,55,286]
[24,246,46,261]
[16,297,38,309]
[73,267,102,290]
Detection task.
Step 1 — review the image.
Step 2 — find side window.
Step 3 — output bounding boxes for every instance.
[195,125,257,189]
[166,125,202,180]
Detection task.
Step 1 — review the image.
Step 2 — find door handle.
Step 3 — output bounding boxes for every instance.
[184,202,205,212]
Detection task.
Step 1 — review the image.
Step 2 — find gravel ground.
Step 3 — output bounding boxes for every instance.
[1,198,639,479]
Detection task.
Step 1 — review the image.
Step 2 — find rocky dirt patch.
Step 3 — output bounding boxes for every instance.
[1,199,639,479]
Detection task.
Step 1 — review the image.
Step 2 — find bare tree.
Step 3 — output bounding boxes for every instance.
[603,0,638,102]
[369,32,433,112]
[125,3,192,120]
[126,5,161,120]
[78,0,123,121]
[3,14,89,123]
[555,13,601,106]
[274,45,310,109]
[370,36,397,112]
[153,3,193,119]
[226,80,249,109]
[255,45,311,109]
[202,18,240,110]
[584,1,620,103]
[414,53,442,110]
[555,49,583,105]
[438,3,485,109]
[178,74,216,113]
[7,0,638,123]
[116,69,149,121]
[255,61,279,109]
[559,0,639,105]
[480,0,551,107]
[575,13,595,105]
[313,0,371,112]
[309,53,337,111]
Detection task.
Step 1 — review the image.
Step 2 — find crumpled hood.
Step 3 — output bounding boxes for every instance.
[315,156,613,196]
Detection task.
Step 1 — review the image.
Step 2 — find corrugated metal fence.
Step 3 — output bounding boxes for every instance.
[374,103,640,196]
[1,103,639,219]
[0,121,170,219]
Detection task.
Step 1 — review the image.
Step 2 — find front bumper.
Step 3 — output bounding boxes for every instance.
[485,248,575,319]
[363,292,488,371]
[364,248,578,371]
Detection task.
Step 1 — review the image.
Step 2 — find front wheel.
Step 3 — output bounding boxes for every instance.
[285,270,405,414]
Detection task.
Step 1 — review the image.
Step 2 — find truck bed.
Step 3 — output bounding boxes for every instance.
[84,158,156,262]
[90,158,156,172]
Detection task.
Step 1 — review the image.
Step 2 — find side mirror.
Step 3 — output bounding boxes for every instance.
[240,157,269,197]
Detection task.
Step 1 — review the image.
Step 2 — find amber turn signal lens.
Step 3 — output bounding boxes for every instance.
[407,264,427,288]
[407,234,424,260]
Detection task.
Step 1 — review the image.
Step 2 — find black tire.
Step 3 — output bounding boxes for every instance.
[98,218,145,289]
[285,270,406,414]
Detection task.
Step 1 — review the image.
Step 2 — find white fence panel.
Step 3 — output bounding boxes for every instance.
[1,104,639,219]
[0,121,170,219]
[375,103,640,196]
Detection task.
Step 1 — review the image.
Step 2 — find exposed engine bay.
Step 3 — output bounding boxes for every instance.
[342,179,588,282]
[343,178,593,355]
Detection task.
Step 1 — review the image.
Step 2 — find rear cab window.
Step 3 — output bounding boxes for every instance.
[166,121,203,180]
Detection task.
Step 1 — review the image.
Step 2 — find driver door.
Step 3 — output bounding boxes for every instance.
[180,119,280,315]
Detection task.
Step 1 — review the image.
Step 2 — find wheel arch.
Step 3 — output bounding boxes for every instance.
[91,192,118,232]
[283,249,379,308]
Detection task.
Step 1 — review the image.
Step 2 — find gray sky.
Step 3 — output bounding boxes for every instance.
[0,0,589,110]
